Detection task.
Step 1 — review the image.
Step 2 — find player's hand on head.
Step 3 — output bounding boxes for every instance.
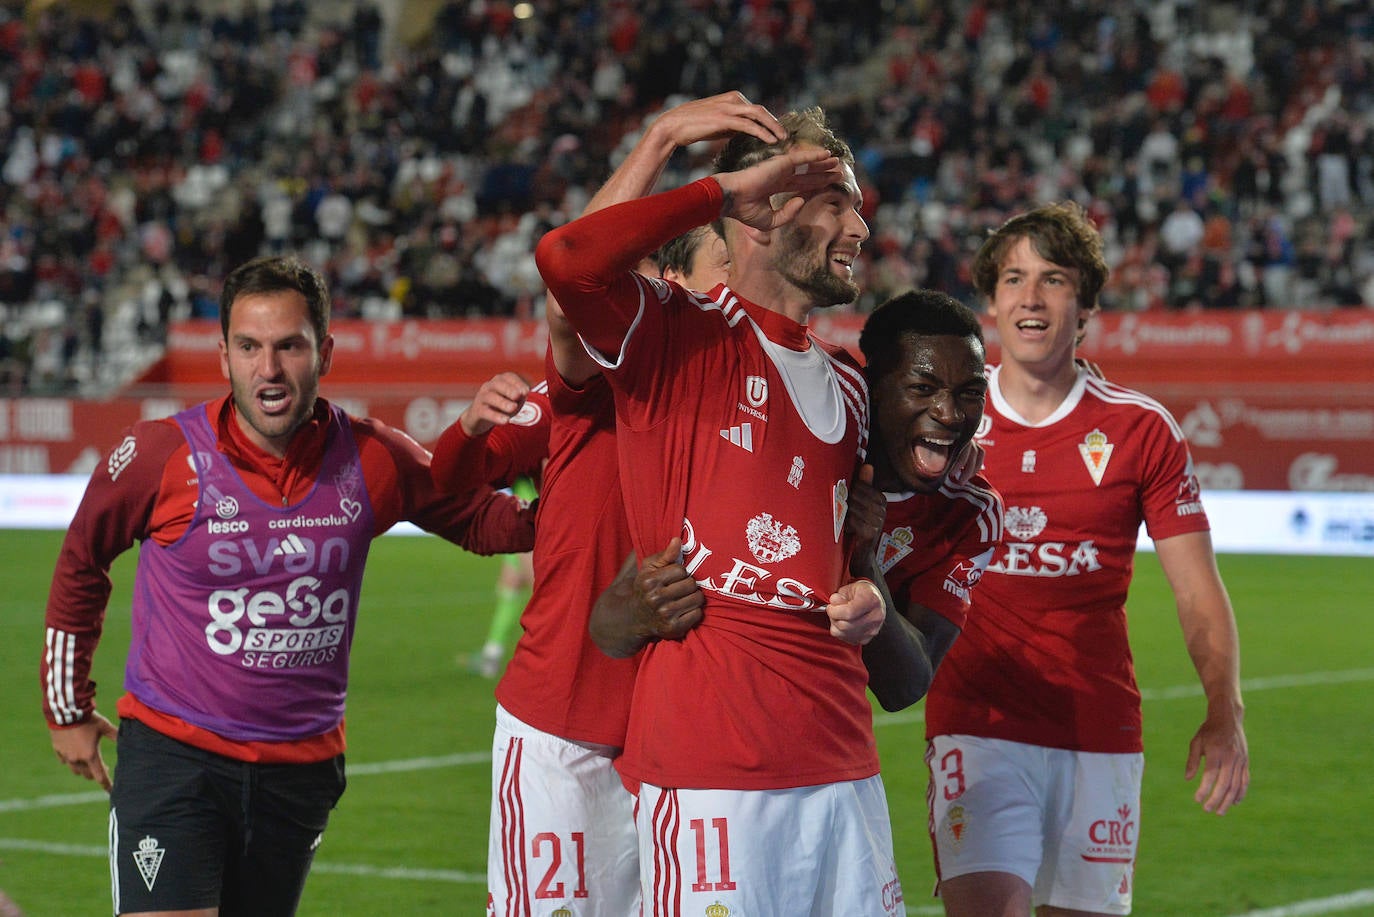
[826,578,886,646]
[716,147,842,232]
[635,537,704,641]
[652,91,787,148]
[1186,712,1250,815]
[460,371,531,437]
[50,712,118,791]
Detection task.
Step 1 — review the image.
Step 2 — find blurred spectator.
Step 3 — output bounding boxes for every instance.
[0,0,1370,398]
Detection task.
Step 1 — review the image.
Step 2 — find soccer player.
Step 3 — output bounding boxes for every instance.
[432,94,772,916]
[923,202,1250,916]
[537,110,901,916]
[40,254,534,917]
[852,289,1004,713]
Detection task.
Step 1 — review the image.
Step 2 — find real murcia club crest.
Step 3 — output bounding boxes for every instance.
[1078,428,1114,486]
[133,835,165,891]
[1004,505,1048,541]
[877,527,915,573]
[745,512,801,564]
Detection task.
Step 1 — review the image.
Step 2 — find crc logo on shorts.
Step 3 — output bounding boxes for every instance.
[1083,803,1136,864]
[745,512,800,564]
[215,496,240,520]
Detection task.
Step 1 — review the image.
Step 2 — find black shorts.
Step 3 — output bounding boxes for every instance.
[109,718,346,917]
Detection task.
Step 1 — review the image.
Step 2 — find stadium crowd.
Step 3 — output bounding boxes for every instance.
[1,0,1371,395]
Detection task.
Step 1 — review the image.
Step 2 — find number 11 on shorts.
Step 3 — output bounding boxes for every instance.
[689,818,737,892]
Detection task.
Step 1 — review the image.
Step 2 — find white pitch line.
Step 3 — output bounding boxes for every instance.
[6,668,1373,814]
[0,838,484,884]
[1227,889,1374,917]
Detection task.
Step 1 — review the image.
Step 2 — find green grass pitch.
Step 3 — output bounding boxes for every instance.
[2,529,1372,915]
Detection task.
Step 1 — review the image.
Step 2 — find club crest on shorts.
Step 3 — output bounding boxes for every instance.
[1078,428,1114,486]
[133,835,165,891]
[941,803,967,850]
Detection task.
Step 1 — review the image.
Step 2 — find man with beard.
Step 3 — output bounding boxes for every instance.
[536,109,903,916]
[40,254,534,917]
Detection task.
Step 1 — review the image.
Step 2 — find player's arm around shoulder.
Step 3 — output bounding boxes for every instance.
[1154,529,1250,815]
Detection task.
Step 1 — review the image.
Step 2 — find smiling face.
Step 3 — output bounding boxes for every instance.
[219,289,334,457]
[870,332,987,493]
[986,235,1092,379]
[771,159,869,308]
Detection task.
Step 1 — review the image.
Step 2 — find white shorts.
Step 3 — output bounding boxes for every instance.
[487,705,639,917]
[636,777,905,917]
[926,735,1144,915]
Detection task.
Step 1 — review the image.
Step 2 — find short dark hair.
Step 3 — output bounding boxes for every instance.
[219,254,331,343]
[970,201,1108,312]
[713,106,855,174]
[655,225,721,278]
[860,289,984,381]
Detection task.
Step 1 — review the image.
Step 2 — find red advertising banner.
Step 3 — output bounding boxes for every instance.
[8,311,1373,489]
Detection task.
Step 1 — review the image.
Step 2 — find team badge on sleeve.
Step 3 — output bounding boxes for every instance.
[108,435,138,482]
[1078,429,1114,486]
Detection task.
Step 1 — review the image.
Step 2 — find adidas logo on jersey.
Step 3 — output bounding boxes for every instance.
[274,533,308,556]
[720,422,753,452]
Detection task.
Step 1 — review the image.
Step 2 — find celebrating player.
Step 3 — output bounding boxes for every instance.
[923,202,1250,916]
[41,254,534,917]
[537,108,903,916]
[433,93,771,916]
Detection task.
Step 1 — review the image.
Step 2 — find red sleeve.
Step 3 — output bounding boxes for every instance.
[431,385,551,496]
[42,419,183,727]
[353,417,536,554]
[535,177,723,358]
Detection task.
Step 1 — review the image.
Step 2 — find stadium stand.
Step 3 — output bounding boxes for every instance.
[0,0,1371,398]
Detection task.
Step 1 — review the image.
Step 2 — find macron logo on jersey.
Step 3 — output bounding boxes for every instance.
[274,533,308,556]
[720,422,754,453]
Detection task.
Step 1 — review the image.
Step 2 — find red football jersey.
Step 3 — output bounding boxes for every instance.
[925,367,1212,752]
[494,353,640,746]
[541,179,878,789]
[875,473,1003,631]
[608,280,874,790]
